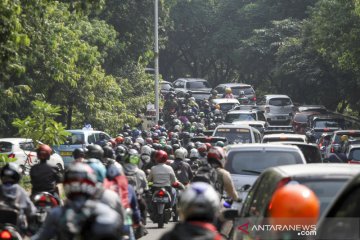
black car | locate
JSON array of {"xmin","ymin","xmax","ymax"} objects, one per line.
[{"xmin": 305, "ymin": 114, "xmax": 345, "ymax": 143}]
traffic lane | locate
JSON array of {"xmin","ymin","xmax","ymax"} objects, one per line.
[{"xmin": 142, "ymin": 221, "xmax": 176, "ymax": 240}]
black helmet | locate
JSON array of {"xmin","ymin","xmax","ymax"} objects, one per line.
[
  {"xmin": 103, "ymin": 146, "xmax": 114, "ymax": 159},
  {"xmin": 73, "ymin": 148, "xmax": 85, "ymax": 159},
  {"xmin": 164, "ymin": 145, "xmax": 173, "ymax": 155},
  {"xmin": 158, "ymin": 119, "xmax": 164, "ymax": 126},
  {"xmin": 86, "ymin": 144, "xmax": 104, "ymax": 160},
  {"xmin": 211, "ymin": 89, "xmax": 218, "ymax": 95},
  {"xmin": 172, "ymin": 143, "xmax": 180, "ymax": 152},
  {"xmin": 0, "ymin": 163, "xmax": 21, "ymax": 184},
  {"xmin": 123, "ymin": 124, "xmax": 131, "ymax": 132}
]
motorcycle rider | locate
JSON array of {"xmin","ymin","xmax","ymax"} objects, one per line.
[
  {"xmin": 32, "ymin": 163, "xmax": 123, "ymax": 240},
  {"xmin": 30, "ymin": 144, "xmax": 62, "ymax": 200},
  {"xmin": 0, "ymin": 163, "xmax": 36, "ymax": 234},
  {"xmin": 85, "ymin": 144, "xmax": 106, "ymax": 183},
  {"xmin": 208, "ymin": 89, "xmax": 218, "ymax": 101},
  {"xmin": 223, "ymin": 87, "xmax": 234, "ymax": 99},
  {"xmin": 159, "ymin": 182, "xmax": 222, "ymax": 240},
  {"xmin": 72, "ymin": 148, "xmax": 85, "ymax": 163},
  {"xmin": 171, "ymin": 148, "xmax": 193, "ymax": 186}
]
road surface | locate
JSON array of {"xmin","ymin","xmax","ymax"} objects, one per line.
[{"xmin": 142, "ymin": 220, "xmax": 176, "ymax": 240}]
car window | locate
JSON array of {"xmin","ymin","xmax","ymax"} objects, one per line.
[
  {"xmin": 215, "ymin": 87, "xmax": 224, "ymax": 94},
  {"xmin": 294, "ymin": 113, "xmax": 309, "ymax": 123},
  {"xmin": 161, "ymin": 83, "xmax": 172, "ymax": 90},
  {"xmin": 0, "ymin": 142, "xmax": 13, "ymax": 153},
  {"xmin": 296, "ymin": 145, "xmax": 322, "ymax": 163},
  {"xmin": 314, "ymin": 120, "xmax": 340, "ymax": 128},
  {"xmin": 88, "ymin": 133, "xmax": 96, "ymax": 144},
  {"xmin": 231, "ymin": 86, "xmax": 254, "ymax": 95},
  {"xmin": 268, "ymin": 98, "xmax": 292, "ymax": 106},
  {"xmin": 174, "ymin": 81, "xmax": 184, "ymax": 88},
  {"xmin": 186, "ymin": 81, "xmax": 210, "ymax": 89},
  {"xmin": 67, "ymin": 132, "xmax": 85, "ymax": 145},
  {"xmin": 19, "ymin": 142, "xmax": 35, "ymax": 151},
  {"xmin": 219, "ymin": 103, "xmax": 237, "ymax": 112},
  {"xmin": 334, "ymin": 132, "xmax": 360, "ymax": 144},
  {"xmin": 225, "ymin": 151, "xmax": 303, "ymax": 175},
  {"xmin": 213, "ymin": 128, "xmax": 252, "ymax": 144},
  {"xmin": 224, "ymin": 113, "xmax": 257, "ymax": 123},
  {"xmin": 330, "ymin": 187, "xmax": 360, "ymax": 218},
  {"xmin": 349, "ymin": 149, "xmax": 360, "ymax": 160},
  {"xmin": 263, "ymin": 137, "xmax": 305, "ymax": 143}
]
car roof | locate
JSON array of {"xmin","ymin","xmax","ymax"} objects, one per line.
[
  {"xmin": 333, "ymin": 130, "xmax": 360, "ymax": 135},
  {"xmin": 160, "ymin": 81, "xmax": 171, "ymax": 84},
  {"xmin": 348, "ymin": 144, "xmax": 360, "ymax": 150},
  {"xmin": 215, "ymin": 124, "xmax": 255, "ymax": 129},
  {"xmin": 175, "ymin": 78, "xmax": 208, "ymax": 82},
  {"xmin": 269, "ymin": 163, "xmax": 360, "ymax": 178},
  {"xmin": 211, "ymin": 98, "xmax": 240, "ymax": 104},
  {"xmin": 226, "ymin": 143, "xmax": 302, "ymax": 152},
  {"xmin": 215, "ymin": 83, "xmax": 252, "ymax": 88},
  {"xmin": 0, "ymin": 138, "xmax": 33, "ymax": 143},
  {"xmin": 265, "ymin": 94, "xmax": 291, "ymax": 99},
  {"xmin": 66, "ymin": 129, "xmax": 104, "ymax": 133},
  {"xmin": 274, "ymin": 141, "xmax": 318, "ymax": 148},
  {"xmin": 262, "ymin": 134, "xmax": 306, "ymax": 139},
  {"xmin": 232, "ymin": 121, "xmax": 266, "ymax": 126},
  {"xmin": 310, "ymin": 114, "xmax": 344, "ymax": 120},
  {"xmin": 227, "ymin": 110, "xmax": 259, "ymax": 114}
]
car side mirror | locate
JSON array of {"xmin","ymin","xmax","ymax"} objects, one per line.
[{"xmin": 221, "ymin": 209, "xmax": 239, "ymax": 221}]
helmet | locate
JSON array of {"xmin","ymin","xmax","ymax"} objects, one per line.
[
  {"xmin": 215, "ymin": 104, "xmax": 221, "ymax": 110},
  {"xmin": 164, "ymin": 145, "xmax": 173, "ymax": 156},
  {"xmin": 123, "ymin": 124, "xmax": 131, "ymax": 132},
  {"xmin": 178, "ymin": 182, "xmax": 220, "ymax": 222},
  {"xmin": 115, "ymin": 136, "xmax": 124, "ymax": 144},
  {"xmin": 205, "ymin": 143, "xmax": 212, "ymax": 151},
  {"xmin": 269, "ymin": 184, "xmax": 320, "ymax": 227},
  {"xmin": 124, "ymin": 137, "xmax": 133, "ymax": 146},
  {"xmin": 128, "ymin": 149, "xmax": 140, "ymax": 165},
  {"xmin": 106, "ymin": 163, "xmax": 123, "ymax": 180},
  {"xmin": 37, "ymin": 144, "xmax": 52, "ymax": 161},
  {"xmin": 172, "ymin": 144, "xmax": 180, "ymax": 152},
  {"xmin": 175, "ymin": 148, "xmax": 187, "ymax": 161},
  {"xmin": 199, "ymin": 112, "xmax": 205, "ymax": 118},
  {"xmin": 108, "ymin": 139, "xmax": 116, "ymax": 148},
  {"xmin": 158, "ymin": 119, "xmax": 164, "ymax": 126},
  {"xmin": 73, "ymin": 148, "xmax": 85, "ymax": 159},
  {"xmin": 132, "ymin": 129, "xmax": 141, "ymax": 138},
  {"xmin": 115, "ymin": 145, "xmax": 127, "ymax": 157},
  {"xmin": 207, "ymin": 146, "xmax": 226, "ymax": 168},
  {"xmin": 211, "ymin": 89, "xmax": 218, "ymax": 96},
  {"xmin": 225, "ymin": 87, "xmax": 232, "ymax": 94},
  {"xmin": 187, "ymin": 142, "xmax": 195, "ymax": 152},
  {"xmin": 155, "ymin": 150, "xmax": 168, "ymax": 164},
  {"xmin": 215, "ymin": 141, "xmax": 225, "ymax": 148},
  {"xmin": 146, "ymin": 137, "xmax": 153, "ymax": 145},
  {"xmin": 103, "ymin": 146, "xmax": 114, "ymax": 159},
  {"xmin": 197, "ymin": 144, "xmax": 207, "ymax": 154},
  {"xmin": 189, "ymin": 148, "xmax": 199, "ymax": 160},
  {"xmin": 63, "ymin": 163, "xmax": 97, "ymax": 199},
  {"xmin": 0, "ymin": 163, "xmax": 21, "ymax": 184},
  {"xmin": 341, "ymin": 135, "xmax": 349, "ymax": 142},
  {"xmin": 86, "ymin": 144, "xmax": 104, "ymax": 160},
  {"xmin": 141, "ymin": 145, "xmax": 152, "ymax": 156}
]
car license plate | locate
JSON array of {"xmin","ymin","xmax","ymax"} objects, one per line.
[
  {"xmin": 277, "ymin": 116, "xmax": 286, "ymax": 120},
  {"xmin": 60, "ymin": 151, "xmax": 73, "ymax": 156},
  {"xmin": 153, "ymin": 197, "xmax": 169, "ymax": 203}
]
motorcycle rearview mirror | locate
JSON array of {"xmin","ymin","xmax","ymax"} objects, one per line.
[{"xmin": 221, "ymin": 209, "xmax": 239, "ymax": 221}]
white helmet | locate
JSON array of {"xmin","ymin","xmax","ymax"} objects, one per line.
[
  {"xmin": 178, "ymin": 182, "xmax": 220, "ymax": 221},
  {"xmin": 141, "ymin": 145, "xmax": 152, "ymax": 156},
  {"xmin": 174, "ymin": 148, "xmax": 187, "ymax": 161},
  {"xmin": 136, "ymin": 137, "xmax": 145, "ymax": 146},
  {"xmin": 189, "ymin": 148, "xmax": 199, "ymax": 159}
]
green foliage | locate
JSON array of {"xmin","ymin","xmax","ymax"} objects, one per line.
[{"xmin": 12, "ymin": 100, "xmax": 70, "ymax": 146}]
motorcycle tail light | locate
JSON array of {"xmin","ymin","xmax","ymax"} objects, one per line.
[
  {"xmin": 157, "ymin": 190, "xmax": 165, "ymax": 198},
  {"xmin": 7, "ymin": 153, "xmax": 15, "ymax": 158},
  {"xmin": 0, "ymin": 230, "xmax": 12, "ymax": 239}
]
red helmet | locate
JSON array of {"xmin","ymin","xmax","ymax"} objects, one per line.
[
  {"xmin": 37, "ymin": 144, "xmax": 52, "ymax": 161},
  {"xmin": 115, "ymin": 136, "xmax": 124, "ymax": 144},
  {"xmin": 207, "ymin": 146, "xmax": 226, "ymax": 168},
  {"xmin": 155, "ymin": 150, "xmax": 168, "ymax": 164},
  {"xmin": 205, "ymin": 143, "xmax": 212, "ymax": 150},
  {"xmin": 197, "ymin": 144, "xmax": 207, "ymax": 153},
  {"xmin": 108, "ymin": 139, "xmax": 116, "ymax": 148}
]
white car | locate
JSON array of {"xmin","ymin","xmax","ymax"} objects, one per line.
[
  {"xmin": 262, "ymin": 133, "xmax": 308, "ymax": 143},
  {"xmin": 257, "ymin": 94, "xmax": 295, "ymax": 125},
  {"xmin": 0, "ymin": 138, "xmax": 64, "ymax": 173}
]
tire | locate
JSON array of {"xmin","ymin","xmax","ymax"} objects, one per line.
[
  {"xmin": 158, "ymin": 214, "xmax": 164, "ymax": 228},
  {"xmin": 172, "ymin": 205, "xmax": 178, "ymax": 222}
]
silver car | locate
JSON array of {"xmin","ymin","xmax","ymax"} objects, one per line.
[{"xmin": 257, "ymin": 94, "xmax": 295, "ymax": 125}]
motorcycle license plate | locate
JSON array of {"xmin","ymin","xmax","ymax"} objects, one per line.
[{"xmin": 153, "ymin": 197, "xmax": 169, "ymax": 203}]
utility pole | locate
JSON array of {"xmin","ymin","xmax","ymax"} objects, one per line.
[{"xmin": 154, "ymin": 0, "xmax": 160, "ymax": 123}]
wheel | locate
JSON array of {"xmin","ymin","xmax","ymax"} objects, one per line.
[
  {"xmin": 56, "ymin": 163, "xmax": 64, "ymax": 173},
  {"xmin": 157, "ymin": 214, "xmax": 164, "ymax": 228},
  {"xmin": 172, "ymin": 205, "xmax": 178, "ymax": 222}
]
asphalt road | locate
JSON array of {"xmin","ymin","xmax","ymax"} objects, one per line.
[{"xmin": 142, "ymin": 220, "xmax": 176, "ymax": 240}]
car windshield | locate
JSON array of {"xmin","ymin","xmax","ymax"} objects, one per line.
[
  {"xmin": 295, "ymin": 145, "xmax": 322, "ymax": 163},
  {"xmin": 334, "ymin": 132, "xmax": 360, "ymax": 144},
  {"xmin": 0, "ymin": 142, "xmax": 12, "ymax": 153},
  {"xmin": 220, "ymin": 103, "xmax": 238, "ymax": 112},
  {"xmin": 161, "ymin": 83, "xmax": 172, "ymax": 90},
  {"xmin": 314, "ymin": 120, "xmax": 340, "ymax": 128},
  {"xmin": 231, "ymin": 87, "xmax": 254, "ymax": 95},
  {"xmin": 225, "ymin": 150, "xmax": 303, "ymax": 175},
  {"xmin": 225, "ymin": 113, "xmax": 257, "ymax": 122},
  {"xmin": 269, "ymin": 98, "xmax": 292, "ymax": 106},
  {"xmin": 65, "ymin": 132, "xmax": 85, "ymax": 145},
  {"xmin": 263, "ymin": 138, "xmax": 305, "ymax": 143},
  {"xmin": 299, "ymin": 180, "xmax": 347, "ymax": 215},
  {"xmin": 349, "ymin": 149, "xmax": 360, "ymax": 161},
  {"xmin": 294, "ymin": 114, "xmax": 310, "ymax": 123},
  {"xmin": 213, "ymin": 128, "xmax": 252, "ymax": 144},
  {"xmin": 186, "ymin": 81, "xmax": 210, "ymax": 89}
]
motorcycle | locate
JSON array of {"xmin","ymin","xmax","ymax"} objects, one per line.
[
  {"xmin": 0, "ymin": 209, "xmax": 23, "ymax": 240},
  {"xmin": 32, "ymin": 192, "xmax": 60, "ymax": 230}
]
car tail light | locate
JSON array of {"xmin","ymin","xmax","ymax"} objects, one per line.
[
  {"xmin": 275, "ymin": 177, "xmax": 291, "ymax": 190},
  {"xmin": 252, "ymin": 96, "xmax": 257, "ymax": 102},
  {"xmin": 7, "ymin": 153, "xmax": 15, "ymax": 158},
  {"xmin": 265, "ymin": 107, "xmax": 270, "ymax": 113},
  {"xmin": 348, "ymin": 160, "xmax": 360, "ymax": 164},
  {"xmin": 0, "ymin": 230, "xmax": 12, "ymax": 239},
  {"xmin": 157, "ymin": 190, "xmax": 165, "ymax": 198},
  {"xmin": 323, "ymin": 128, "xmax": 330, "ymax": 132}
]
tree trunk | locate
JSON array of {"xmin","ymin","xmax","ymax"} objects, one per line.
[{"xmin": 67, "ymin": 104, "xmax": 73, "ymax": 129}]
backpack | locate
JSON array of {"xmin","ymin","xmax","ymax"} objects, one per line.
[
  {"xmin": 192, "ymin": 164, "xmax": 223, "ymax": 194},
  {"xmin": 125, "ymin": 171, "xmax": 138, "ymax": 192},
  {"xmin": 172, "ymin": 161, "xmax": 189, "ymax": 184}
]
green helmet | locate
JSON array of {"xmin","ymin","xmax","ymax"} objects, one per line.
[{"xmin": 215, "ymin": 141, "xmax": 225, "ymax": 148}]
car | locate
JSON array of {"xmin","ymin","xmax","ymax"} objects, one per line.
[
  {"xmin": 262, "ymin": 133, "xmax": 307, "ymax": 143},
  {"xmin": 172, "ymin": 78, "xmax": 212, "ymax": 102},
  {"xmin": 224, "ymin": 110, "xmax": 266, "ymax": 124},
  {"xmin": 160, "ymin": 81, "xmax": 174, "ymax": 96},
  {"xmin": 292, "ymin": 111, "xmax": 320, "ymax": 134},
  {"xmin": 0, "ymin": 138, "xmax": 64, "ymax": 173},
  {"xmin": 212, "ymin": 124, "xmax": 262, "ymax": 145},
  {"xmin": 232, "ymin": 121, "xmax": 266, "ymax": 136},
  {"xmin": 305, "ymin": 114, "xmax": 345, "ymax": 143},
  {"xmin": 316, "ymin": 171, "xmax": 360, "ymax": 239},
  {"xmin": 324, "ymin": 130, "xmax": 360, "ymax": 160},
  {"xmin": 345, "ymin": 144, "xmax": 360, "ymax": 164},
  {"xmin": 224, "ymin": 144, "xmax": 306, "ymax": 201},
  {"xmin": 276, "ymin": 142, "xmax": 323, "ymax": 163},
  {"xmin": 235, "ymin": 164, "xmax": 360, "ymax": 240},
  {"xmin": 257, "ymin": 94, "xmax": 295, "ymax": 125},
  {"xmin": 213, "ymin": 83, "xmax": 256, "ymax": 105},
  {"xmin": 56, "ymin": 129, "xmax": 112, "ymax": 167},
  {"xmin": 210, "ymin": 98, "xmax": 240, "ymax": 114},
  {"xmin": 297, "ymin": 105, "xmax": 328, "ymax": 114}
]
